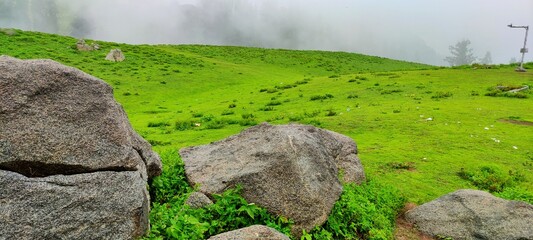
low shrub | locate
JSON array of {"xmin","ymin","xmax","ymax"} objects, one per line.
[
  {"xmin": 431, "ymin": 91, "xmax": 453, "ymax": 99},
  {"xmin": 302, "ymin": 180, "xmax": 405, "ymax": 240},
  {"xmin": 347, "ymin": 93, "xmax": 359, "ymax": 99},
  {"xmin": 239, "ymin": 119, "xmax": 257, "ymax": 126},
  {"xmin": 192, "ymin": 112, "xmax": 204, "ymax": 118},
  {"xmin": 458, "ymin": 165, "xmax": 525, "ymax": 193},
  {"xmin": 205, "ymin": 119, "xmax": 226, "ymax": 129},
  {"xmin": 380, "ymin": 89, "xmax": 403, "ymax": 95},
  {"xmin": 175, "ymin": 120, "xmax": 196, "ymax": 131},
  {"xmin": 266, "ymin": 101, "xmax": 282, "ymax": 106},
  {"xmin": 295, "ymin": 79, "xmax": 309, "ymax": 85},
  {"xmin": 259, "ymin": 106, "xmax": 275, "ymax": 111},
  {"xmin": 275, "ymin": 84, "xmax": 296, "ymax": 90},
  {"xmin": 147, "ymin": 122, "xmax": 171, "ymax": 128},
  {"xmin": 147, "ymin": 139, "xmax": 171, "ymax": 146},
  {"xmin": 201, "ymin": 114, "xmax": 215, "ymax": 122},
  {"xmin": 303, "ymin": 110, "xmax": 321, "ymax": 118},
  {"xmin": 386, "ymin": 162, "xmax": 415, "ymax": 171},
  {"xmin": 310, "ymin": 94, "xmax": 334, "ymax": 101},
  {"xmin": 241, "ymin": 113, "xmax": 255, "ymax": 119},
  {"xmin": 288, "ymin": 114, "xmax": 304, "ymax": 122},
  {"xmin": 325, "ymin": 108, "xmax": 337, "ymax": 117},
  {"xmin": 221, "ymin": 109, "xmax": 234, "ymax": 116}
]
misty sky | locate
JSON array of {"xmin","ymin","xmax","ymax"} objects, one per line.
[{"xmin": 1, "ymin": 0, "xmax": 532, "ymax": 65}]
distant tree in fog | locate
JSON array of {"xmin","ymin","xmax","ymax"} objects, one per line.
[
  {"xmin": 480, "ymin": 51, "xmax": 492, "ymax": 64},
  {"xmin": 444, "ymin": 40, "xmax": 476, "ymax": 66},
  {"xmin": 509, "ymin": 57, "xmax": 517, "ymax": 64}
]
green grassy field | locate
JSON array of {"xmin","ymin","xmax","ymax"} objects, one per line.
[{"xmin": 2, "ymin": 29, "xmax": 532, "ymax": 238}]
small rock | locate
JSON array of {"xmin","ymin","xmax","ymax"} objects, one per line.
[
  {"xmin": 208, "ymin": 225, "xmax": 289, "ymax": 240},
  {"xmin": 105, "ymin": 49, "xmax": 125, "ymax": 62},
  {"xmin": 185, "ymin": 192, "xmax": 213, "ymax": 209}
]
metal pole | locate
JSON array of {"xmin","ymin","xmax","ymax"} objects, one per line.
[
  {"xmin": 519, "ymin": 26, "xmax": 529, "ymax": 70},
  {"xmin": 508, "ymin": 24, "xmax": 529, "ymax": 71}
]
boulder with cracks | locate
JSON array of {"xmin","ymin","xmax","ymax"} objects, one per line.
[
  {"xmin": 0, "ymin": 56, "xmax": 162, "ymax": 239},
  {"xmin": 180, "ymin": 123, "xmax": 365, "ymax": 237}
]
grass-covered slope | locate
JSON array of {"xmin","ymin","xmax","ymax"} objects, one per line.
[{"xmin": 2, "ymin": 29, "xmax": 533, "ymax": 238}]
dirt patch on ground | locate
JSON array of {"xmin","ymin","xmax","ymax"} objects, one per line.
[
  {"xmin": 394, "ymin": 203, "xmax": 434, "ymax": 240},
  {"xmin": 499, "ymin": 119, "xmax": 533, "ymax": 126}
]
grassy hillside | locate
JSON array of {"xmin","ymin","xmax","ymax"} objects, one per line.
[{"xmin": 2, "ymin": 29, "xmax": 532, "ymax": 238}]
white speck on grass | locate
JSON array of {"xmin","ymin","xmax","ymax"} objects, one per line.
[
  {"xmin": 484, "ymin": 127, "xmax": 489, "ymax": 130},
  {"xmin": 426, "ymin": 117, "xmax": 433, "ymax": 121},
  {"xmin": 513, "ymin": 146, "xmax": 518, "ymax": 149}
]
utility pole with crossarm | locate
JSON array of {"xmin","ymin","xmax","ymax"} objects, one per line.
[{"xmin": 507, "ymin": 23, "xmax": 529, "ymax": 72}]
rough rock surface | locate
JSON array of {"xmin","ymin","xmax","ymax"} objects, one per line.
[
  {"xmin": 185, "ymin": 192, "xmax": 213, "ymax": 209},
  {"xmin": 180, "ymin": 123, "xmax": 365, "ymax": 236},
  {"xmin": 405, "ymin": 189, "xmax": 533, "ymax": 240},
  {"xmin": 76, "ymin": 39, "xmax": 99, "ymax": 51},
  {"xmin": 0, "ymin": 170, "xmax": 149, "ymax": 239},
  {"xmin": 208, "ymin": 225, "xmax": 290, "ymax": 240},
  {"xmin": 0, "ymin": 56, "xmax": 162, "ymax": 239},
  {"xmin": 105, "ymin": 49, "xmax": 125, "ymax": 62},
  {"xmin": 0, "ymin": 56, "xmax": 161, "ymax": 177}
]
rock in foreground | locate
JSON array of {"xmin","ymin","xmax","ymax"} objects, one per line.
[
  {"xmin": 0, "ymin": 170, "xmax": 149, "ymax": 239},
  {"xmin": 0, "ymin": 56, "xmax": 161, "ymax": 239},
  {"xmin": 208, "ymin": 225, "xmax": 290, "ymax": 240},
  {"xmin": 180, "ymin": 123, "xmax": 365, "ymax": 236},
  {"xmin": 406, "ymin": 189, "xmax": 533, "ymax": 240}
]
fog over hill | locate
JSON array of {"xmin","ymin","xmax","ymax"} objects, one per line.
[{"xmin": 1, "ymin": 0, "xmax": 532, "ymax": 65}]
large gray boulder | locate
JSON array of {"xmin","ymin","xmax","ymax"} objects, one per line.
[
  {"xmin": 208, "ymin": 225, "xmax": 290, "ymax": 240},
  {"xmin": 180, "ymin": 123, "xmax": 365, "ymax": 237},
  {"xmin": 0, "ymin": 56, "xmax": 162, "ymax": 239},
  {"xmin": 405, "ymin": 189, "xmax": 533, "ymax": 240}
]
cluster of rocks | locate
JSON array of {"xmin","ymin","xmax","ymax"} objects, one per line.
[
  {"xmin": 76, "ymin": 39, "xmax": 125, "ymax": 62},
  {"xmin": 76, "ymin": 39, "xmax": 100, "ymax": 51},
  {"xmin": 0, "ymin": 56, "xmax": 161, "ymax": 239}
]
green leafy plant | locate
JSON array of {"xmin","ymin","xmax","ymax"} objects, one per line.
[
  {"xmin": 458, "ymin": 166, "xmax": 525, "ymax": 193},
  {"xmin": 302, "ymin": 180, "xmax": 405, "ymax": 240},
  {"xmin": 175, "ymin": 120, "xmax": 196, "ymax": 131}
]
